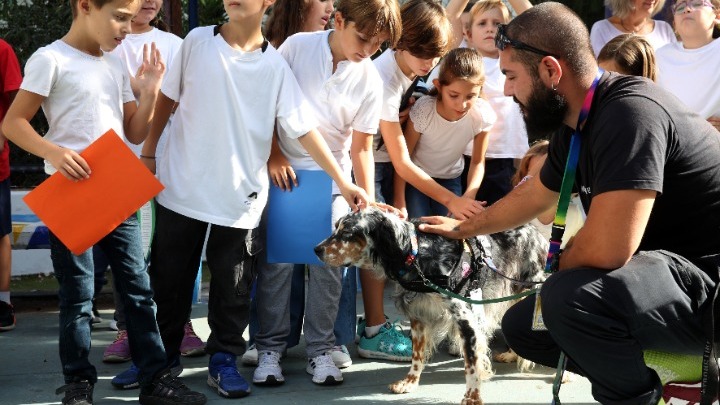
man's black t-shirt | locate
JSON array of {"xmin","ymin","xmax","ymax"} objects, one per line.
[{"xmin": 540, "ymin": 72, "xmax": 720, "ymax": 259}]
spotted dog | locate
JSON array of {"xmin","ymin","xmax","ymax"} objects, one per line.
[{"xmin": 315, "ymin": 207, "xmax": 547, "ymax": 405}]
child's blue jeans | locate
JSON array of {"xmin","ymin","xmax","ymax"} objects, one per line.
[
  {"xmin": 405, "ymin": 175, "xmax": 462, "ymax": 218},
  {"xmin": 50, "ymin": 214, "xmax": 166, "ymax": 385}
]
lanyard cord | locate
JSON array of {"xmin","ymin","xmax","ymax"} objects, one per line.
[{"xmin": 548, "ymin": 70, "xmax": 604, "ymax": 405}]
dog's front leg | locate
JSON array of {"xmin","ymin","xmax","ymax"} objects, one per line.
[
  {"xmin": 454, "ymin": 303, "xmax": 489, "ymax": 405},
  {"xmin": 389, "ymin": 319, "xmax": 426, "ymax": 394}
]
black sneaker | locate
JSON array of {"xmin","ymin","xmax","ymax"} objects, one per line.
[
  {"xmin": 139, "ymin": 370, "xmax": 207, "ymax": 405},
  {"xmin": 0, "ymin": 300, "xmax": 15, "ymax": 331},
  {"xmin": 55, "ymin": 381, "xmax": 93, "ymax": 405}
]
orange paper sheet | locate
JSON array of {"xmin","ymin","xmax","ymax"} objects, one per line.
[{"xmin": 24, "ymin": 130, "xmax": 164, "ymax": 255}]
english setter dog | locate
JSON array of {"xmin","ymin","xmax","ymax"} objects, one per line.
[{"xmin": 315, "ymin": 207, "xmax": 547, "ymax": 405}]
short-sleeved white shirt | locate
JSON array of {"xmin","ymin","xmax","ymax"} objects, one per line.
[
  {"xmin": 590, "ymin": 18, "xmax": 677, "ymax": 57},
  {"xmin": 21, "ymin": 40, "xmax": 135, "ymax": 174},
  {"xmin": 409, "ymin": 95, "xmax": 496, "ymax": 179},
  {"xmin": 157, "ymin": 26, "xmax": 317, "ymax": 229},
  {"xmin": 656, "ymin": 39, "xmax": 720, "ymax": 119},
  {"xmin": 109, "ymin": 28, "xmax": 182, "ymax": 157},
  {"xmin": 276, "ymin": 30, "xmax": 383, "ymax": 184},
  {"xmin": 373, "ymin": 49, "xmax": 414, "ymax": 163}
]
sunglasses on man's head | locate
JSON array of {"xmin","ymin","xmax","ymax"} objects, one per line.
[
  {"xmin": 673, "ymin": 0, "xmax": 715, "ymax": 13},
  {"xmin": 494, "ymin": 23, "xmax": 558, "ymax": 58}
]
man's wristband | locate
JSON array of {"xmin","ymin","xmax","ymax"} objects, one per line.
[{"xmin": 140, "ymin": 155, "xmax": 155, "ymax": 159}]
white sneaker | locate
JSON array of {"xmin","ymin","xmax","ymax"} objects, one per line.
[
  {"xmin": 306, "ymin": 353, "xmax": 343, "ymax": 385},
  {"xmin": 330, "ymin": 345, "xmax": 352, "ymax": 368},
  {"xmin": 253, "ymin": 351, "xmax": 284, "ymax": 386},
  {"xmin": 241, "ymin": 344, "xmax": 258, "ymax": 366}
]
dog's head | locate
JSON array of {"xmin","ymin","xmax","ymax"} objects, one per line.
[{"xmin": 314, "ymin": 207, "xmax": 411, "ymax": 276}]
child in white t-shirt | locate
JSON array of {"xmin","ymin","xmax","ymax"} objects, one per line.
[
  {"xmin": 2, "ymin": 1, "xmax": 205, "ymax": 404},
  {"xmin": 253, "ymin": 0, "xmax": 401, "ymax": 386},
  {"xmin": 138, "ymin": 0, "xmax": 369, "ymax": 398},
  {"xmin": 656, "ymin": 0, "xmax": 720, "ymax": 131},
  {"xmin": 400, "ymin": 48, "xmax": 495, "ymax": 217}
]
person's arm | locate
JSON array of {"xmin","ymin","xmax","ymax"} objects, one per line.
[
  {"xmin": 463, "ymin": 131, "xmax": 489, "ymax": 200},
  {"xmin": 268, "ymin": 129, "xmax": 298, "ymax": 191},
  {"xmin": 380, "ymin": 119, "xmax": 484, "ymax": 219},
  {"xmin": 558, "ymin": 189, "xmax": 655, "ymax": 271},
  {"xmin": 123, "ymin": 43, "xmax": 165, "ymax": 145},
  {"xmin": 708, "ymin": 116, "xmax": 720, "ymax": 132},
  {"xmin": 3, "ymin": 90, "xmax": 92, "ymax": 180},
  {"xmin": 0, "ymin": 90, "xmax": 18, "ymax": 150},
  {"xmin": 446, "ymin": 0, "xmax": 471, "ymax": 49},
  {"xmin": 418, "ymin": 174, "xmax": 558, "ymax": 238},
  {"xmin": 350, "ymin": 130, "xmax": 375, "ymax": 202},
  {"xmin": 139, "ymin": 91, "xmax": 174, "ymax": 173},
  {"xmin": 298, "ymin": 129, "xmax": 369, "ymax": 211},
  {"xmin": 507, "ymin": 0, "xmax": 533, "ymax": 15}
]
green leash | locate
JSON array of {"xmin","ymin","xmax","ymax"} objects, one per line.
[{"xmin": 417, "ymin": 271, "xmax": 538, "ymax": 305}]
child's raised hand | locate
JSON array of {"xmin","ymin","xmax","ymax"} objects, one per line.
[
  {"xmin": 133, "ymin": 42, "xmax": 165, "ymax": 97},
  {"xmin": 46, "ymin": 146, "xmax": 91, "ymax": 181}
]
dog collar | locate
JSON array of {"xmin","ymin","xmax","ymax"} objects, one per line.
[{"xmin": 405, "ymin": 227, "xmax": 419, "ymax": 266}]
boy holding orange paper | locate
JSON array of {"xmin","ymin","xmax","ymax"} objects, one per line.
[{"xmin": 2, "ymin": 1, "xmax": 206, "ymax": 405}]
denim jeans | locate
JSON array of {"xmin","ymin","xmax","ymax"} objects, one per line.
[
  {"xmin": 405, "ymin": 175, "xmax": 462, "ymax": 218},
  {"xmin": 374, "ymin": 162, "xmax": 395, "ymax": 205},
  {"xmin": 50, "ymin": 215, "xmax": 166, "ymax": 385}
]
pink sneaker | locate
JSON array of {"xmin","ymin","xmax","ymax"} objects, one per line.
[
  {"xmin": 180, "ymin": 321, "xmax": 205, "ymax": 357},
  {"xmin": 103, "ymin": 330, "xmax": 131, "ymax": 363}
]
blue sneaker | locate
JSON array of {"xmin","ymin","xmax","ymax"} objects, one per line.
[
  {"xmin": 112, "ymin": 359, "xmax": 183, "ymax": 390},
  {"xmin": 207, "ymin": 352, "xmax": 250, "ymax": 398},
  {"xmin": 358, "ymin": 322, "xmax": 412, "ymax": 362}
]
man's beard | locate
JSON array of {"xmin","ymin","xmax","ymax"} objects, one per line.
[{"xmin": 515, "ymin": 80, "xmax": 568, "ymax": 144}]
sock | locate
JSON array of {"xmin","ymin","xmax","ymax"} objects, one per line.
[
  {"xmin": 0, "ymin": 291, "xmax": 10, "ymax": 304},
  {"xmin": 364, "ymin": 323, "xmax": 384, "ymax": 338}
]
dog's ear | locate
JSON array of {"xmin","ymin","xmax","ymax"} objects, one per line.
[{"xmin": 367, "ymin": 210, "xmax": 407, "ymax": 271}]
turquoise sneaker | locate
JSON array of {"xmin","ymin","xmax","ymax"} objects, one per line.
[
  {"xmin": 355, "ymin": 315, "xmax": 389, "ymax": 343},
  {"xmin": 357, "ymin": 322, "xmax": 412, "ymax": 362}
]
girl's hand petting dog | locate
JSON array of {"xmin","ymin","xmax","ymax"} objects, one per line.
[
  {"xmin": 338, "ymin": 182, "xmax": 370, "ymax": 212},
  {"xmin": 370, "ymin": 202, "xmax": 406, "ymax": 219}
]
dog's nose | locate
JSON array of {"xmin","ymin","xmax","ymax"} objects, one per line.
[{"xmin": 314, "ymin": 245, "xmax": 323, "ymax": 257}]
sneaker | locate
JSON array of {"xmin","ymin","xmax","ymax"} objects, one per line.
[
  {"xmin": 91, "ymin": 299, "xmax": 102, "ymax": 324},
  {"xmin": 241, "ymin": 344, "xmax": 258, "ymax": 366},
  {"xmin": 112, "ymin": 359, "xmax": 183, "ymax": 390},
  {"xmin": 180, "ymin": 321, "xmax": 206, "ymax": 357},
  {"xmin": 253, "ymin": 351, "xmax": 284, "ymax": 385},
  {"xmin": 109, "ymin": 319, "xmax": 118, "ymax": 331},
  {"xmin": 358, "ymin": 322, "xmax": 412, "ymax": 362},
  {"xmin": 330, "ymin": 345, "xmax": 352, "ymax": 368},
  {"xmin": 56, "ymin": 381, "xmax": 93, "ymax": 405},
  {"xmin": 207, "ymin": 352, "xmax": 251, "ymax": 398},
  {"xmin": 0, "ymin": 301, "xmax": 16, "ymax": 331},
  {"xmin": 103, "ymin": 330, "xmax": 131, "ymax": 363},
  {"xmin": 139, "ymin": 370, "xmax": 206, "ymax": 405},
  {"xmin": 306, "ymin": 353, "xmax": 343, "ymax": 385},
  {"xmin": 355, "ymin": 314, "xmax": 389, "ymax": 343}
]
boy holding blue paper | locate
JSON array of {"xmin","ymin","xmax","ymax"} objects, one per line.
[
  {"xmin": 135, "ymin": 0, "xmax": 370, "ymax": 399},
  {"xmin": 1, "ymin": 1, "xmax": 206, "ymax": 404}
]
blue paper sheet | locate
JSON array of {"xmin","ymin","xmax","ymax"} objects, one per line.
[{"xmin": 266, "ymin": 170, "xmax": 332, "ymax": 265}]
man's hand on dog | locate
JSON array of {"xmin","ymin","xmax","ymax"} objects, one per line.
[{"xmin": 418, "ymin": 216, "xmax": 468, "ymax": 239}]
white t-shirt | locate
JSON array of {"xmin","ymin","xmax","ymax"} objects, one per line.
[
  {"xmin": 21, "ymin": 40, "xmax": 135, "ymax": 174},
  {"xmin": 373, "ymin": 49, "xmax": 414, "ymax": 163},
  {"xmin": 656, "ymin": 39, "xmax": 720, "ymax": 119},
  {"xmin": 109, "ymin": 28, "xmax": 182, "ymax": 157},
  {"xmin": 276, "ymin": 30, "xmax": 383, "ymax": 191},
  {"xmin": 590, "ymin": 18, "xmax": 677, "ymax": 57},
  {"xmin": 157, "ymin": 26, "xmax": 317, "ymax": 229},
  {"xmin": 409, "ymin": 95, "xmax": 496, "ymax": 179}
]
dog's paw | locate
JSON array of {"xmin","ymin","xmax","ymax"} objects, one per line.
[
  {"xmin": 461, "ymin": 388, "xmax": 483, "ymax": 405},
  {"xmin": 389, "ymin": 377, "xmax": 419, "ymax": 394},
  {"xmin": 493, "ymin": 350, "xmax": 518, "ymax": 363}
]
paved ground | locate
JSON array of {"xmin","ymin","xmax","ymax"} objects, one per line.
[{"xmin": 1, "ymin": 284, "xmax": 597, "ymax": 405}]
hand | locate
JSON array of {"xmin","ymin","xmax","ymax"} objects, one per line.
[
  {"xmin": 46, "ymin": 146, "xmax": 91, "ymax": 181},
  {"xmin": 398, "ymin": 96, "xmax": 415, "ymax": 126},
  {"xmin": 446, "ymin": 195, "xmax": 485, "ymax": 220},
  {"xmin": 339, "ymin": 182, "xmax": 370, "ymax": 212},
  {"xmin": 268, "ymin": 152, "xmax": 297, "ymax": 191},
  {"xmin": 140, "ymin": 156, "xmax": 156, "ymax": 174},
  {"xmin": 133, "ymin": 43, "xmax": 165, "ymax": 98},
  {"xmin": 417, "ymin": 216, "xmax": 465, "ymax": 239},
  {"xmin": 708, "ymin": 116, "xmax": 720, "ymax": 133},
  {"xmin": 370, "ymin": 201, "xmax": 405, "ymax": 218}
]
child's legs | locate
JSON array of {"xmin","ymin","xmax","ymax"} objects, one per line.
[
  {"xmin": 304, "ymin": 195, "xmax": 350, "ymax": 357},
  {"xmin": 430, "ymin": 176, "xmax": 462, "ymax": 215},
  {"xmin": 374, "ymin": 162, "xmax": 395, "ymax": 205},
  {"xmin": 99, "ymin": 215, "xmax": 166, "ymax": 384},
  {"xmin": 287, "ymin": 264, "xmax": 306, "ymax": 348},
  {"xmin": 149, "ymin": 203, "xmax": 208, "ymax": 361},
  {"xmin": 475, "ymin": 158, "xmax": 514, "ymax": 205},
  {"xmin": 333, "ymin": 266, "xmax": 357, "ymax": 346},
  {"xmin": 254, "ymin": 257, "xmax": 294, "ymax": 353},
  {"xmin": 205, "ymin": 224, "xmax": 256, "ymax": 356},
  {"xmin": 0, "ymin": 178, "xmax": 11, "ymax": 294},
  {"xmin": 48, "ymin": 233, "xmax": 96, "ymax": 384}
]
